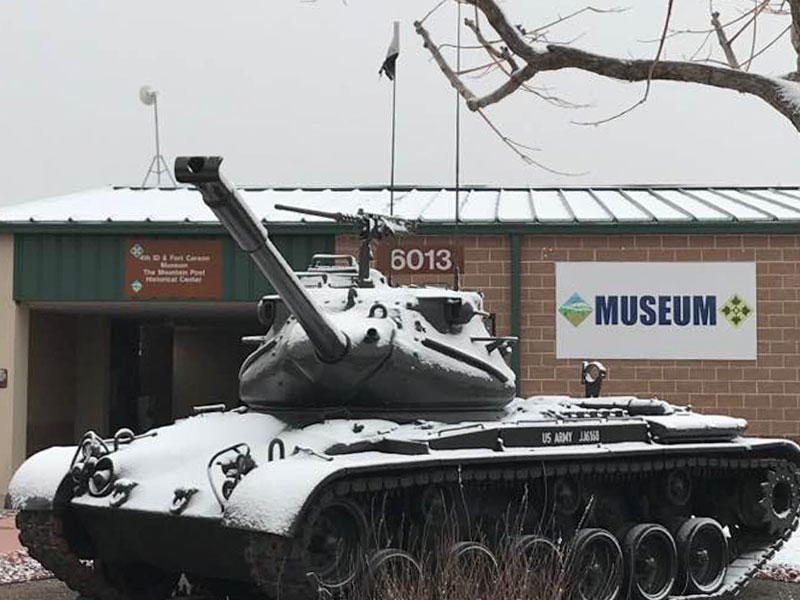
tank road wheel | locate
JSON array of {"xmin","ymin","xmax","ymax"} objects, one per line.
[
  {"xmin": 304, "ymin": 498, "xmax": 369, "ymax": 590},
  {"xmin": 16, "ymin": 511, "xmax": 178, "ymax": 600},
  {"xmin": 675, "ymin": 518, "xmax": 727, "ymax": 595},
  {"xmin": 570, "ymin": 528, "xmax": 624, "ymax": 600},
  {"xmin": 444, "ymin": 542, "xmax": 498, "ymax": 594},
  {"xmin": 517, "ymin": 534, "xmax": 562, "ymax": 570},
  {"xmin": 448, "ymin": 541, "xmax": 498, "ymax": 571},
  {"xmin": 623, "ymin": 524, "xmax": 678, "ymax": 600},
  {"xmin": 516, "ymin": 535, "xmax": 563, "ymax": 591},
  {"xmin": 739, "ymin": 464, "xmax": 800, "ymax": 535},
  {"xmin": 365, "ymin": 548, "xmax": 423, "ymax": 595}
]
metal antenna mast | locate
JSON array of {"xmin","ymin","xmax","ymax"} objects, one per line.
[
  {"xmin": 455, "ymin": 1, "xmax": 462, "ymax": 224},
  {"xmin": 140, "ymin": 86, "xmax": 176, "ymax": 187}
]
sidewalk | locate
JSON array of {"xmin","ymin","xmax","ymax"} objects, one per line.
[{"xmin": 0, "ymin": 517, "xmax": 21, "ymax": 555}]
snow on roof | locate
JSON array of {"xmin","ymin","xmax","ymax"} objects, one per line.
[{"xmin": 3, "ymin": 186, "xmax": 800, "ymax": 226}]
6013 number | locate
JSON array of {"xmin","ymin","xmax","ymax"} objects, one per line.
[
  {"xmin": 376, "ymin": 244, "xmax": 463, "ymax": 275},
  {"xmin": 390, "ymin": 248, "xmax": 454, "ymax": 272}
]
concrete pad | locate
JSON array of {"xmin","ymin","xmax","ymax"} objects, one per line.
[
  {"xmin": 745, "ymin": 579, "xmax": 800, "ymax": 599},
  {"xmin": 0, "ymin": 579, "xmax": 77, "ymax": 600},
  {"xmin": 0, "ymin": 518, "xmax": 20, "ymax": 555},
  {"xmin": 0, "ymin": 564, "xmax": 797, "ymax": 600}
]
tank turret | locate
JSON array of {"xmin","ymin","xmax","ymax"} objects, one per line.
[{"xmin": 176, "ymin": 156, "xmax": 517, "ymax": 416}]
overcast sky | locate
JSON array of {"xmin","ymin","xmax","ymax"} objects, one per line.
[{"xmin": 2, "ymin": 0, "xmax": 800, "ymax": 206}]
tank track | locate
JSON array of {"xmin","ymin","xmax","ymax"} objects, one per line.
[
  {"xmin": 245, "ymin": 453, "xmax": 800, "ymax": 600},
  {"xmin": 15, "ymin": 511, "xmax": 179, "ymax": 600},
  {"xmin": 16, "ymin": 511, "xmax": 129, "ymax": 600}
]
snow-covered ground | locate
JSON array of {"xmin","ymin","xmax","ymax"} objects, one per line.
[
  {"xmin": 760, "ymin": 531, "xmax": 800, "ymax": 583},
  {"xmin": 0, "ymin": 549, "xmax": 52, "ymax": 585},
  {"xmin": 775, "ymin": 533, "xmax": 800, "ymax": 566},
  {"xmin": 0, "ymin": 512, "xmax": 51, "ymax": 585}
]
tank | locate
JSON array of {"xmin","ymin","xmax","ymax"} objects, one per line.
[{"xmin": 7, "ymin": 156, "xmax": 800, "ymax": 600}]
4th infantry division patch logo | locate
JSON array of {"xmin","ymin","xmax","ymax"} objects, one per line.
[
  {"xmin": 559, "ymin": 292, "xmax": 593, "ymax": 327},
  {"xmin": 720, "ymin": 294, "xmax": 753, "ymax": 328}
]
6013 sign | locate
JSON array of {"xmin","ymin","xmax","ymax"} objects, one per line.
[{"xmin": 377, "ymin": 244, "xmax": 464, "ymax": 275}]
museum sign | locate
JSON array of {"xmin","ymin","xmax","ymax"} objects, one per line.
[
  {"xmin": 125, "ymin": 239, "xmax": 223, "ymax": 300},
  {"xmin": 556, "ymin": 262, "xmax": 757, "ymax": 360}
]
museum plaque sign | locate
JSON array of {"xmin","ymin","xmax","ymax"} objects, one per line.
[
  {"xmin": 556, "ymin": 262, "xmax": 757, "ymax": 360},
  {"xmin": 125, "ymin": 239, "xmax": 223, "ymax": 299},
  {"xmin": 376, "ymin": 242, "xmax": 464, "ymax": 275}
]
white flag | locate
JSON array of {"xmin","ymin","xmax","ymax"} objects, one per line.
[{"xmin": 379, "ymin": 21, "xmax": 400, "ymax": 81}]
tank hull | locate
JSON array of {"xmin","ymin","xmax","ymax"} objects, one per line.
[{"xmin": 9, "ymin": 397, "xmax": 800, "ymax": 600}]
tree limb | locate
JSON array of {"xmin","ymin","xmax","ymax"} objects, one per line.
[
  {"xmin": 416, "ymin": 19, "xmax": 538, "ymax": 110},
  {"xmin": 711, "ymin": 11, "xmax": 741, "ymax": 69},
  {"xmin": 415, "ymin": 20, "xmax": 478, "ymax": 105},
  {"xmin": 782, "ymin": 0, "xmax": 800, "ymax": 71},
  {"xmin": 417, "ymin": 0, "xmax": 800, "ymax": 133},
  {"xmin": 464, "ymin": 17, "xmax": 518, "ymax": 71},
  {"xmin": 536, "ymin": 44, "xmax": 800, "ymax": 130}
]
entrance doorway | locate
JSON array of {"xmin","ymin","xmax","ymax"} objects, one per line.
[
  {"xmin": 25, "ymin": 303, "xmax": 257, "ymax": 456},
  {"xmin": 109, "ymin": 321, "xmax": 174, "ymax": 435}
]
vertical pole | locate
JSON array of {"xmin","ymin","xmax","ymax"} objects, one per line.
[
  {"xmin": 390, "ymin": 73, "xmax": 397, "ymax": 216},
  {"xmin": 455, "ymin": 0, "xmax": 462, "ymax": 224},
  {"xmin": 510, "ymin": 233, "xmax": 522, "ymax": 393},
  {"xmin": 153, "ymin": 96, "xmax": 162, "ymax": 186}
]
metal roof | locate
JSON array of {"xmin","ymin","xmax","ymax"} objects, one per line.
[{"xmin": 4, "ymin": 186, "xmax": 800, "ymax": 227}]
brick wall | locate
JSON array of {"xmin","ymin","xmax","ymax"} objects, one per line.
[{"xmin": 337, "ymin": 232, "xmax": 800, "ymax": 439}]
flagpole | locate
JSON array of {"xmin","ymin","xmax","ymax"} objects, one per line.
[
  {"xmin": 455, "ymin": 1, "xmax": 462, "ymax": 225},
  {"xmin": 391, "ymin": 71, "xmax": 397, "ymax": 216}
]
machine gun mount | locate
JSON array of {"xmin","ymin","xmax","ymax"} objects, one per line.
[{"xmin": 274, "ymin": 203, "xmax": 416, "ymax": 285}]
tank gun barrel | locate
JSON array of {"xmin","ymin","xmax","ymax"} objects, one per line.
[
  {"xmin": 273, "ymin": 204, "xmax": 360, "ymax": 225},
  {"xmin": 275, "ymin": 203, "xmax": 415, "ymax": 236},
  {"xmin": 175, "ymin": 156, "xmax": 348, "ymax": 363}
]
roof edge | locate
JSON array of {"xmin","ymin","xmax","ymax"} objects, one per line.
[{"xmin": 3, "ymin": 221, "xmax": 800, "ymax": 236}]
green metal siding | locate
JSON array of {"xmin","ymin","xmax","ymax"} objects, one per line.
[
  {"xmin": 223, "ymin": 235, "xmax": 334, "ymax": 301},
  {"xmin": 14, "ymin": 233, "xmax": 334, "ymax": 302},
  {"xmin": 15, "ymin": 234, "xmax": 124, "ymax": 301}
]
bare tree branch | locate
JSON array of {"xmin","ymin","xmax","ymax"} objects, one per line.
[
  {"xmin": 540, "ymin": 45, "xmax": 800, "ymax": 130},
  {"xmin": 740, "ymin": 24, "xmax": 792, "ymax": 69},
  {"xmin": 417, "ymin": 0, "xmax": 800, "ymax": 138},
  {"xmin": 463, "ymin": 13, "xmax": 587, "ymax": 108},
  {"xmin": 464, "ymin": 17, "xmax": 518, "ymax": 71},
  {"xmin": 416, "ymin": 20, "xmax": 539, "ymax": 111},
  {"xmin": 522, "ymin": 6, "xmax": 628, "ymax": 41},
  {"xmin": 415, "ymin": 20, "xmax": 479, "ymax": 106},
  {"xmin": 415, "ymin": 14, "xmax": 579, "ymax": 173},
  {"xmin": 711, "ymin": 11, "xmax": 741, "ymax": 68}
]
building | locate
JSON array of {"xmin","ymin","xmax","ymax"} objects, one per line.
[{"xmin": 3, "ymin": 184, "xmax": 800, "ymax": 503}]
